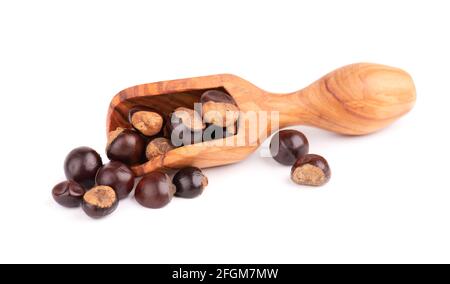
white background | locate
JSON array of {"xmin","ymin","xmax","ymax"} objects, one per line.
[{"xmin": 1, "ymin": 0, "xmax": 449, "ymax": 264}]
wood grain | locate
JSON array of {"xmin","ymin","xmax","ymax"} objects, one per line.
[
  {"xmin": 262, "ymin": 63, "xmax": 416, "ymax": 134},
  {"xmin": 107, "ymin": 63, "xmax": 416, "ymax": 175}
]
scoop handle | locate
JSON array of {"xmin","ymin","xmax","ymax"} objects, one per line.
[{"xmin": 265, "ymin": 63, "xmax": 416, "ymax": 135}]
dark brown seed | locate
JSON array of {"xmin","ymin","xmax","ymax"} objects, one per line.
[
  {"xmin": 291, "ymin": 154, "xmax": 331, "ymax": 186},
  {"xmin": 135, "ymin": 172, "xmax": 176, "ymax": 209},
  {"xmin": 82, "ymin": 186, "xmax": 118, "ymax": 219},
  {"xmin": 64, "ymin": 147, "xmax": 103, "ymax": 189},
  {"xmin": 173, "ymin": 167, "xmax": 208, "ymax": 198},
  {"xmin": 52, "ymin": 180, "xmax": 85, "ymax": 208},
  {"xmin": 106, "ymin": 128, "xmax": 146, "ymax": 165},
  {"xmin": 270, "ymin": 130, "xmax": 309, "ymax": 165},
  {"xmin": 95, "ymin": 161, "xmax": 135, "ymax": 199}
]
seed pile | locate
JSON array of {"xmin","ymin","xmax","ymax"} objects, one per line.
[{"xmin": 52, "ymin": 90, "xmax": 331, "ymax": 219}]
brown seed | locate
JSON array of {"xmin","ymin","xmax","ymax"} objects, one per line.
[
  {"xmin": 270, "ymin": 130, "xmax": 309, "ymax": 166},
  {"xmin": 135, "ymin": 172, "xmax": 176, "ymax": 209},
  {"xmin": 291, "ymin": 154, "xmax": 331, "ymax": 186},
  {"xmin": 201, "ymin": 90, "xmax": 239, "ymax": 127},
  {"xmin": 173, "ymin": 167, "xmax": 208, "ymax": 198},
  {"xmin": 82, "ymin": 186, "xmax": 118, "ymax": 219},
  {"xmin": 168, "ymin": 107, "xmax": 205, "ymax": 146},
  {"xmin": 106, "ymin": 128, "xmax": 146, "ymax": 165},
  {"xmin": 95, "ymin": 161, "xmax": 135, "ymax": 200},
  {"xmin": 52, "ymin": 180, "xmax": 86, "ymax": 208},
  {"xmin": 172, "ymin": 107, "xmax": 205, "ymax": 132},
  {"xmin": 130, "ymin": 110, "xmax": 164, "ymax": 137},
  {"xmin": 146, "ymin": 137, "xmax": 174, "ymax": 160},
  {"xmin": 64, "ymin": 147, "xmax": 103, "ymax": 189},
  {"xmin": 202, "ymin": 124, "xmax": 236, "ymax": 141},
  {"xmin": 107, "ymin": 127, "xmax": 125, "ymax": 147}
]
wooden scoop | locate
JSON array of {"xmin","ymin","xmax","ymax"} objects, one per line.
[{"xmin": 107, "ymin": 63, "xmax": 416, "ymax": 176}]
